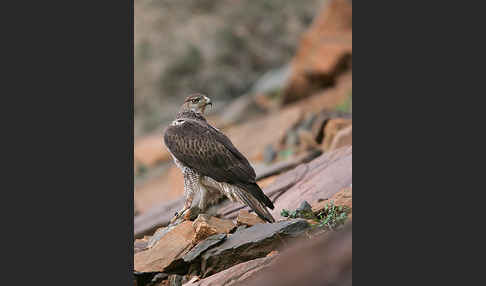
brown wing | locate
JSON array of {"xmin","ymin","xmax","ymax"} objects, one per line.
[
  {"xmin": 164, "ymin": 119, "xmax": 274, "ymax": 210},
  {"xmin": 164, "ymin": 119, "xmax": 255, "ymax": 183}
]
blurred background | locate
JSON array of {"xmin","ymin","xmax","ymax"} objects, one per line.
[{"xmin": 134, "ymin": 0, "xmax": 352, "ymax": 222}]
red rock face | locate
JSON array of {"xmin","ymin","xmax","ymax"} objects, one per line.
[
  {"xmin": 242, "ymin": 222, "xmax": 352, "ymax": 286},
  {"xmin": 284, "ymin": 0, "xmax": 352, "ymax": 103},
  {"xmin": 322, "ymin": 118, "xmax": 353, "ymax": 152},
  {"xmin": 266, "ymin": 146, "xmax": 352, "ymax": 220},
  {"xmin": 134, "ymin": 221, "xmax": 196, "ymax": 273},
  {"xmin": 183, "ymin": 255, "xmax": 278, "ymax": 286}
]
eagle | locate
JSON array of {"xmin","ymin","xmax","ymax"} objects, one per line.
[{"xmin": 163, "ymin": 94, "xmax": 275, "ymax": 223}]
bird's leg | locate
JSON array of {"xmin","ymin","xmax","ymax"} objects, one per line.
[
  {"xmin": 198, "ymin": 185, "xmax": 209, "ymax": 212},
  {"xmin": 173, "ymin": 170, "xmax": 199, "ymax": 221}
]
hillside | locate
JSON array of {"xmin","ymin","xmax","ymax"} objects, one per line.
[{"xmin": 134, "ymin": 1, "xmax": 352, "ymax": 285}]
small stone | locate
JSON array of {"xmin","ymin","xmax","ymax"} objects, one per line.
[
  {"xmin": 192, "ymin": 214, "xmax": 236, "ymax": 243},
  {"xmin": 266, "ymin": 250, "xmax": 279, "ymax": 257},
  {"xmin": 234, "ymin": 225, "xmax": 248, "ymax": 233},
  {"xmin": 236, "ymin": 210, "xmax": 264, "ymax": 227},
  {"xmin": 134, "ymin": 239, "xmax": 149, "ymax": 254},
  {"xmin": 297, "ymin": 201, "xmax": 312, "ymax": 213},
  {"xmin": 263, "ymin": 145, "xmax": 277, "ymax": 164},
  {"xmin": 183, "ymin": 233, "xmax": 227, "ymax": 263}
]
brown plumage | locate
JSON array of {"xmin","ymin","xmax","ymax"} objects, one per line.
[{"xmin": 163, "ymin": 94, "xmax": 275, "ymax": 223}]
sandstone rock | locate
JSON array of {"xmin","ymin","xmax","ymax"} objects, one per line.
[
  {"xmin": 148, "ymin": 225, "xmax": 176, "ymax": 249},
  {"xmin": 200, "ymin": 219, "xmax": 310, "ymax": 276},
  {"xmin": 312, "ymin": 186, "xmax": 352, "ymax": 220},
  {"xmin": 134, "ymin": 197, "xmax": 184, "ymax": 238},
  {"xmin": 266, "ymin": 146, "xmax": 352, "ymax": 220},
  {"xmin": 284, "ymin": 0, "xmax": 352, "ymax": 102},
  {"xmin": 322, "ymin": 118, "xmax": 352, "ymax": 152},
  {"xmin": 252, "ymin": 149, "xmax": 322, "ymax": 181},
  {"xmin": 182, "ymin": 234, "xmax": 227, "ymax": 263},
  {"xmin": 162, "ymin": 233, "xmax": 228, "ymax": 276},
  {"xmin": 134, "ymin": 238, "xmax": 149, "ymax": 254},
  {"xmin": 134, "ymin": 221, "xmax": 195, "ymax": 273},
  {"xmin": 183, "ymin": 255, "xmax": 278, "ymax": 286},
  {"xmin": 165, "ymin": 233, "xmax": 227, "ymax": 276},
  {"xmin": 241, "ymin": 222, "xmax": 352, "ymax": 286},
  {"xmin": 294, "ymin": 72, "xmax": 353, "ymax": 114},
  {"xmin": 236, "ymin": 210, "xmax": 264, "ymax": 227},
  {"xmin": 329, "ymin": 124, "xmax": 352, "ymax": 151},
  {"xmin": 192, "ymin": 214, "xmax": 235, "ymax": 243},
  {"xmin": 223, "ymin": 106, "xmax": 303, "ymax": 161}
]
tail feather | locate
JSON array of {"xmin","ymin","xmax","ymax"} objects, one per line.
[
  {"xmin": 236, "ymin": 182, "xmax": 274, "ymax": 209},
  {"xmin": 235, "ymin": 187, "xmax": 275, "ymax": 223}
]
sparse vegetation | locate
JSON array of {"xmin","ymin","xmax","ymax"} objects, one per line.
[
  {"xmin": 315, "ymin": 201, "xmax": 349, "ymax": 230},
  {"xmin": 281, "ymin": 200, "xmax": 350, "ymax": 230}
]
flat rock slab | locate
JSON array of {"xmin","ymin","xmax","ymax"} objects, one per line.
[
  {"xmin": 241, "ymin": 222, "xmax": 353, "ymax": 286},
  {"xmin": 134, "ymin": 221, "xmax": 195, "ymax": 273},
  {"xmin": 160, "ymin": 233, "xmax": 229, "ymax": 276},
  {"xmin": 268, "ymin": 146, "xmax": 352, "ymax": 220},
  {"xmin": 200, "ymin": 219, "xmax": 310, "ymax": 276},
  {"xmin": 134, "ymin": 197, "xmax": 184, "ymax": 238},
  {"xmin": 134, "ymin": 239, "xmax": 149, "ymax": 254},
  {"xmin": 184, "ymin": 255, "xmax": 278, "ymax": 286},
  {"xmin": 183, "ymin": 234, "xmax": 227, "ymax": 263}
]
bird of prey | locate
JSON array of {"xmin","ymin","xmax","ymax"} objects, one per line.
[{"xmin": 163, "ymin": 94, "xmax": 275, "ymax": 223}]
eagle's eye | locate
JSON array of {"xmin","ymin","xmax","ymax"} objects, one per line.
[{"xmin": 191, "ymin": 98, "xmax": 200, "ymax": 104}]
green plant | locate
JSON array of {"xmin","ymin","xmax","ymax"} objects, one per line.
[
  {"xmin": 280, "ymin": 208, "xmax": 315, "ymax": 220},
  {"xmin": 281, "ymin": 200, "xmax": 350, "ymax": 230},
  {"xmin": 316, "ymin": 201, "xmax": 349, "ymax": 230}
]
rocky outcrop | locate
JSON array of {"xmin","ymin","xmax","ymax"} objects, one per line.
[
  {"xmin": 284, "ymin": 0, "xmax": 352, "ymax": 103},
  {"xmin": 134, "ymin": 217, "xmax": 312, "ymax": 284},
  {"xmin": 241, "ymin": 222, "xmax": 352, "ymax": 286},
  {"xmin": 322, "ymin": 118, "xmax": 352, "ymax": 152},
  {"xmin": 134, "ymin": 221, "xmax": 196, "ymax": 273},
  {"xmin": 184, "ymin": 255, "xmax": 278, "ymax": 286},
  {"xmin": 199, "ymin": 219, "xmax": 309, "ymax": 277},
  {"xmin": 182, "ymin": 222, "xmax": 352, "ymax": 286}
]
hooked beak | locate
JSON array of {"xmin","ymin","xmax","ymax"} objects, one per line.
[
  {"xmin": 201, "ymin": 96, "xmax": 212, "ymax": 114},
  {"xmin": 204, "ymin": 96, "xmax": 212, "ymax": 109},
  {"xmin": 204, "ymin": 96, "xmax": 212, "ymax": 106}
]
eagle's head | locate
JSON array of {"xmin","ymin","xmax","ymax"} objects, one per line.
[{"xmin": 181, "ymin": 93, "xmax": 212, "ymax": 114}]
